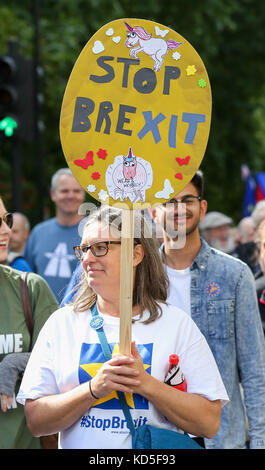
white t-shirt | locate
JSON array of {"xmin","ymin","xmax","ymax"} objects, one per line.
[
  {"xmin": 165, "ymin": 265, "xmax": 191, "ymax": 316},
  {"xmin": 17, "ymin": 303, "xmax": 228, "ymax": 449}
]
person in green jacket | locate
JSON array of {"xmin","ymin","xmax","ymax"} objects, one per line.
[{"xmin": 0, "ymin": 196, "xmax": 58, "ymax": 448}]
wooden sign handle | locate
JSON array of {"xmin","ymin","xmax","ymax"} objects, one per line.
[{"xmin": 119, "ymin": 210, "xmax": 134, "ymax": 356}]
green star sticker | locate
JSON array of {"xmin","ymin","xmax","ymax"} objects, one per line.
[
  {"xmin": 0, "ymin": 117, "xmax": 18, "ymax": 137},
  {"xmin": 198, "ymin": 78, "xmax": 207, "ymax": 88}
]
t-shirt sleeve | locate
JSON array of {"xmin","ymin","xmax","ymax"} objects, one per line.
[
  {"xmin": 16, "ymin": 314, "xmax": 59, "ymax": 405},
  {"xmin": 27, "ymin": 273, "xmax": 58, "ymax": 348},
  {"xmin": 164, "ymin": 305, "xmax": 229, "ymax": 406},
  {"xmin": 180, "ymin": 334, "xmax": 229, "ymax": 406}
]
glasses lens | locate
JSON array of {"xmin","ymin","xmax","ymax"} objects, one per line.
[
  {"xmin": 74, "ymin": 246, "xmax": 82, "ymax": 259},
  {"xmin": 91, "ymin": 242, "xmax": 108, "ymax": 257},
  {"xmin": 181, "ymin": 196, "xmax": 197, "ymax": 204},
  {"xmin": 1, "ymin": 213, "xmax": 13, "ymax": 228},
  {"xmin": 6, "ymin": 213, "xmax": 13, "ymax": 228}
]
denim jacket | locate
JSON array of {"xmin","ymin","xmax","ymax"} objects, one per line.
[{"xmin": 164, "ymin": 239, "xmax": 265, "ymax": 448}]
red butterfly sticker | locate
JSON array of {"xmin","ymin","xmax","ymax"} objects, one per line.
[
  {"xmin": 74, "ymin": 151, "xmax": 94, "ymax": 169},
  {"xmin": 176, "ymin": 155, "xmax": 190, "ymax": 166}
]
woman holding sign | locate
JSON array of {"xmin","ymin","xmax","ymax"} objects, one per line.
[{"xmin": 17, "ymin": 206, "xmax": 228, "ymax": 449}]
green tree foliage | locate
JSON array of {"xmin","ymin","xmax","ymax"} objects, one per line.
[{"xmin": 0, "ymin": 0, "xmax": 265, "ymax": 224}]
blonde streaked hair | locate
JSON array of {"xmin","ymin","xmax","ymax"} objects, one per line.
[{"xmin": 73, "ymin": 206, "xmax": 168, "ymax": 323}]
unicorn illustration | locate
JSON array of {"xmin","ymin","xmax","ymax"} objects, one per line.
[
  {"xmin": 123, "ymin": 147, "xmax": 137, "ymax": 180},
  {"xmin": 124, "ymin": 22, "xmax": 182, "ymax": 71},
  {"xmin": 105, "ymin": 147, "xmax": 153, "ymax": 203}
]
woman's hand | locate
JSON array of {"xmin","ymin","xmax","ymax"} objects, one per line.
[
  {"xmin": 0, "ymin": 394, "xmax": 13, "ymax": 412},
  {"xmin": 129, "ymin": 341, "xmax": 151, "ymax": 395},
  {"xmin": 91, "ymin": 352, "xmax": 141, "ymax": 398}
]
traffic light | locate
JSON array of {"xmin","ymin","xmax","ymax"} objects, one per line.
[
  {"xmin": 0, "ymin": 41, "xmax": 34, "ymax": 142},
  {"xmin": 0, "ymin": 54, "xmax": 17, "ymax": 136},
  {"xmin": 0, "ymin": 116, "xmax": 17, "ymax": 137}
]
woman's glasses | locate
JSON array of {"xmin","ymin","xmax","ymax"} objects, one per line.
[
  {"xmin": 73, "ymin": 241, "xmax": 121, "ymax": 259},
  {"xmin": 0, "ymin": 213, "xmax": 13, "ymax": 229}
]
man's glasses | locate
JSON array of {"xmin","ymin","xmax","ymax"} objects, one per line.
[
  {"xmin": 73, "ymin": 241, "xmax": 121, "ymax": 259},
  {"xmin": 163, "ymin": 195, "xmax": 201, "ymax": 207},
  {"xmin": 0, "ymin": 212, "xmax": 13, "ymax": 229}
]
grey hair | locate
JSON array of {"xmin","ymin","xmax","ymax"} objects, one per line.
[
  {"xmin": 50, "ymin": 168, "xmax": 74, "ymax": 192},
  {"xmin": 73, "ymin": 205, "xmax": 168, "ymax": 324},
  {"xmin": 251, "ymin": 200, "xmax": 265, "ymax": 228},
  {"xmin": 13, "ymin": 212, "xmax": 30, "ymax": 231}
]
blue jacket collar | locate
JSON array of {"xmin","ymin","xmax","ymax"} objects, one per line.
[{"xmin": 160, "ymin": 238, "xmax": 211, "ymax": 271}]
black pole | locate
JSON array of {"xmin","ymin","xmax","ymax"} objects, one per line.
[
  {"xmin": 8, "ymin": 40, "xmax": 23, "ymax": 212},
  {"xmin": 33, "ymin": 0, "xmax": 44, "ymax": 220},
  {"xmin": 12, "ymin": 135, "xmax": 23, "ymax": 211}
]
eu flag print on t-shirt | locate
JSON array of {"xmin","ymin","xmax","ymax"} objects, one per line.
[{"xmin": 78, "ymin": 342, "xmax": 153, "ymax": 410}]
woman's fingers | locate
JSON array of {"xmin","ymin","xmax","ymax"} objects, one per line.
[
  {"xmin": 94, "ymin": 375, "xmax": 139, "ymax": 396},
  {"xmin": 0, "ymin": 394, "xmax": 13, "ymax": 412},
  {"xmin": 107, "ymin": 355, "xmax": 140, "ymax": 377},
  {"xmin": 108, "ymin": 354, "xmax": 134, "ymax": 365},
  {"xmin": 91, "ymin": 355, "xmax": 141, "ymax": 398}
]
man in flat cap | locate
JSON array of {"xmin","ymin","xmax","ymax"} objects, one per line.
[{"xmin": 199, "ymin": 211, "xmax": 234, "ymax": 254}]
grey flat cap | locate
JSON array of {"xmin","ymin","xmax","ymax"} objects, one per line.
[{"xmin": 200, "ymin": 211, "xmax": 233, "ymax": 230}]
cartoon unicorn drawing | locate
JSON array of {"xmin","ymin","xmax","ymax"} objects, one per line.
[
  {"xmin": 105, "ymin": 147, "xmax": 153, "ymax": 203},
  {"xmin": 123, "ymin": 147, "xmax": 137, "ymax": 180},
  {"xmin": 124, "ymin": 22, "xmax": 182, "ymax": 71}
]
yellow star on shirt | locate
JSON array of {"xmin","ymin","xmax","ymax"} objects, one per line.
[
  {"xmin": 80, "ymin": 343, "xmax": 150, "ymax": 408},
  {"xmin": 186, "ymin": 65, "xmax": 197, "ymax": 76}
]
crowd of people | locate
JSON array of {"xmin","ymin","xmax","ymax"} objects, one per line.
[{"xmin": 0, "ymin": 168, "xmax": 265, "ymax": 449}]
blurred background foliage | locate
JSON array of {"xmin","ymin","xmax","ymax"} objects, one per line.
[{"xmin": 0, "ymin": 0, "xmax": 265, "ymax": 225}]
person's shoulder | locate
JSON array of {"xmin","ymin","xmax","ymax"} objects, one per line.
[
  {"xmin": 26, "ymin": 270, "xmax": 51, "ymax": 285},
  {"xmin": 203, "ymin": 245, "xmax": 256, "ymax": 287},
  {"xmin": 206, "ymin": 243, "xmax": 249, "ymax": 271},
  {"xmin": 42, "ymin": 304, "xmax": 80, "ymax": 331},
  {"xmin": 0, "ymin": 264, "xmax": 21, "ymax": 282},
  {"xmin": 33, "ymin": 304, "xmax": 73, "ymax": 335},
  {"xmin": 49, "ymin": 304, "xmax": 73, "ymax": 319},
  {"xmin": 25, "ymin": 271, "xmax": 57, "ymax": 298},
  {"xmin": 0, "ymin": 265, "xmax": 36, "ymax": 289},
  {"xmin": 158, "ymin": 301, "xmax": 192, "ymax": 323},
  {"xmin": 3, "ymin": 267, "xmax": 54, "ymax": 293},
  {"xmin": 11, "ymin": 256, "xmax": 32, "ymax": 272},
  {"xmin": 156, "ymin": 302, "xmax": 204, "ymax": 342}
]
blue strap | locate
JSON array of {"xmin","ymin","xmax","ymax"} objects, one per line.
[
  {"xmin": 90, "ymin": 303, "xmax": 112, "ymax": 361},
  {"xmin": 90, "ymin": 303, "xmax": 136, "ymax": 437}
]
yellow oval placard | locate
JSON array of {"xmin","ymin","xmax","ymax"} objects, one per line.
[{"xmin": 60, "ymin": 18, "xmax": 212, "ymax": 209}]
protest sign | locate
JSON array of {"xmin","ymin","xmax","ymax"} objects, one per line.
[{"xmin": 60, "ymin": 18, "xmax": 212, "ymax": 353}]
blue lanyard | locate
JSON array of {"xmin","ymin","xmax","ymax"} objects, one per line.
[{"xmin": 90, "ymin": 303, "xmax": 136, "ymax": 437}]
